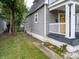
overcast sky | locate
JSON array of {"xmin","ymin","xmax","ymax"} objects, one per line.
[{"xmin": 24, "ymin": 0, "xmax": 34, "ymax": 8}]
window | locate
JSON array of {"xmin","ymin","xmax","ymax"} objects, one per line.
[{"xmin": 34, "ymin": 13, "xmax": 38, "ymax": 23}]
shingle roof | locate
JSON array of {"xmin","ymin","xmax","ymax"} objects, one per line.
[{"xmin": 28, "ymin": 0, "xmax": 45, "ymax": 15}]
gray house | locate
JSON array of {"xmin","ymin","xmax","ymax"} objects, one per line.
[
  {"xmin": 0, "ymin": 17, "xmax": 7, "ymax": 33},
  {"xmin": 25, "ymin": 0, "xmax": 79, "ymax": 53}
]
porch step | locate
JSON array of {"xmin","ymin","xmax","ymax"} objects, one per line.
[
  {"xmin": 47, "ymin": 33, "xmax": 79, "ymax": 46},
  {"xmin": 47, "ymin": 33, "xmax": 65, "ymax": 39}
]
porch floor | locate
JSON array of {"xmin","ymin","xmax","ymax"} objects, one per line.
[{"xmin": 47, "ymin": 32, "xmax": 79, "ymax": 46}]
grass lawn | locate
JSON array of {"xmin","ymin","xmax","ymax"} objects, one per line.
[{"xmin": 0, "ymin": 32, "xmax": 50, "ymax": 59}]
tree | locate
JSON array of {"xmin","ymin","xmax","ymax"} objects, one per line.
[
  {"xmin": 0, "ymin": 0, "xmax": 28, "ymax": 33},
  {"xmin": 1, "ymin": 3, "xmax": 12, "ymax": 33},
  {"xmin": 15, "ymin": 0, "xmax": 28, "ymax": 31}
]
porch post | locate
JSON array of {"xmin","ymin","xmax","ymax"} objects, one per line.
[
  {"xmin": 65, "ymin": 4, "xmax": 70, "ymax": 38},
  {"xmin": 65, "ymin": 4, "xmax": 76, "ymax": 39},
  {"xmin": 71, "ymin": 4, "xmax": 76, "ymax": 38}
]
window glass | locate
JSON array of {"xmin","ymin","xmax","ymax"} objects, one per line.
[{"xmin": 34, "ymin": 13, "xmax": 38, "ymax": 23}]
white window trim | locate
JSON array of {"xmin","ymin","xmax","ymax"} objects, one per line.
[{"xmin": 34, "ymin": 13, "xmax": 38, "ymax": 23}]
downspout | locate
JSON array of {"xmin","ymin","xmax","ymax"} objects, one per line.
[
  {"xmin": 44, "ymin": 4, "xmax": 47, "ymax": 38},
  {"xmin": 44, "ymin": 0, "xmax": 48, "ymax": 39}
]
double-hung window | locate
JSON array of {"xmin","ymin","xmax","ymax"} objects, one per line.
[{"xmin": 34, "ymin": 13, "xmax": 38, "ymax": 23}]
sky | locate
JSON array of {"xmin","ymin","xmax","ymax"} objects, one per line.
[{"xmin": 24, "ymin": 0, "xmax": 34, "ymax": 8}]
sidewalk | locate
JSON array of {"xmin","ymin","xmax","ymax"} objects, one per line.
[
  {"xmin": 26, "ymin": 33, "xmax": 63, "ymax": 59},
  {"xmin": 33, "ymin": 42, "xmax": 63, "ymax": 59}
]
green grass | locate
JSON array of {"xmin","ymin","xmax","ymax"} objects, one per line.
[{"xmin": 0, "ymin": 33, "xmax": 50, "ymax": 59}]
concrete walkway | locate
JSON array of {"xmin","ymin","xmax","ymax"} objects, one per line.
[
  {"xmin": 26, "ymin": 33, "xmax": 63, "ymax": 59},
  {"xmin": 33, "ymin": 42, "xmax": 63, "ymax": 59}
]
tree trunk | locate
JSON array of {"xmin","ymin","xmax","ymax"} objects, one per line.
[
  {"xmin": 9, "ymin": 12, "xmax": 12, "ymax": 34},
  {"xmin": 9, "ymin": 19, "xmax": 12, "ymax": 34},
  {"xmin": 11, "ymin": 10, "xmax": 16, "ymax": 33}
]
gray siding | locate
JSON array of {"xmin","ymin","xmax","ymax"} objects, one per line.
[
  {"xmin": 46, "ymin": 6, "xmax": 58, "ymax": 34},
  {"xmin": 76, "ymin": 13, "xmax": 79, "ymax": 32},
  {"xmin": 26, "ymin": 5, "xmax": 58, "ymax": 36},
  {"xmin": 27, "ymin": 7, "xmax": 44, "ymax": 37},
  {"xmin": 24, "ymin": 17, "xmax": 31, "ymax": 32},
  {"xmin": 29, "ymin": 0, "xmax": 45, "ymax": 15}
]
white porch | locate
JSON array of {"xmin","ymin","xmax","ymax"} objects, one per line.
[
  {"xmin": 48, "ymin": 2, "xmax": 79, "ymax": 39},
  {"xmin": 49, "ymin": 23, "xmax": 65, "ymax": 35}
]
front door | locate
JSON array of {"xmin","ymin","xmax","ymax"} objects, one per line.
[{"xmin": 59, "ymin": 13, "xmax": 65, "ymax": 33}]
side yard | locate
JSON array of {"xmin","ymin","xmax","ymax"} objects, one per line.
[{"xmin": 0, "ymin": 32, "xmax": 50, "ymax": 59}]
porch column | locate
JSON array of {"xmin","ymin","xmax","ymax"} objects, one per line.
[
  {"xmin": 65, "ymin": 4, "xmax": 70, "ymax": 38},
  {"xmin": 71, "ymin": 4, "xmax": 76, "ymax": 38},
  {"xmin": 65, "ymin": 4, "xmax": 76, "ymax": 39}
]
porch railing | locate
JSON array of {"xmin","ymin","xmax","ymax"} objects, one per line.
[{"xmin": 49, "ymin": 23, "xmax": 65, "ymax": 34}]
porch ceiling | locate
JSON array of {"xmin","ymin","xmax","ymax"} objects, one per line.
[{"xmin": 56, "ymin": 6, "xmax": 65, "ymax": 11}]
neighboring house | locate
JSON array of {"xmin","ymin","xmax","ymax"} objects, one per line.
[
  {"xmin": 25, "ymin": 0, "xmax": 79, "ymax": 53},
  {"xmin": 0, "ymin": 17, "xmax": 7, "ymax": 33}
]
